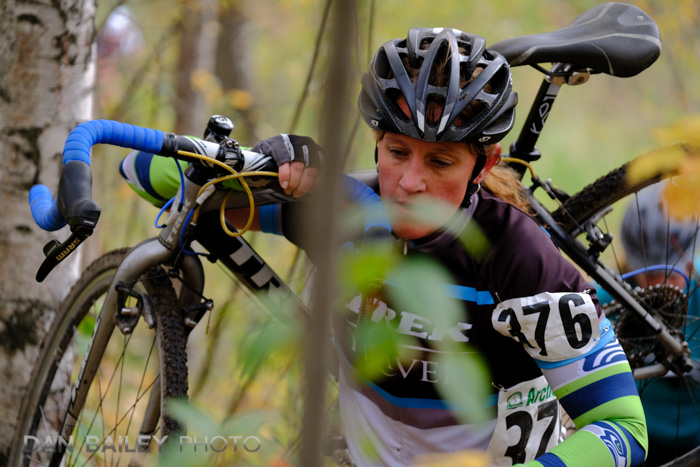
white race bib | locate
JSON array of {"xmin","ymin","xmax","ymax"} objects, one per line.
[
  {"xmin": 487, "ymin": 376, "xmax": 562, "ymax": 466},
  {"xmin": 492, "ymin": 292, "xmax": 601, "ymax": 362}
]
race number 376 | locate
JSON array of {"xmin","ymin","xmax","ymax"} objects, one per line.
[{"xmin": 492, "ymin": 292, "xmax": 600, "ymax": 362}]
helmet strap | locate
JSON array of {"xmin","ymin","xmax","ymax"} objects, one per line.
[
  {"xmin": 463, "ymin": 145, "xmax": 487, "ymax": 207},
  {"xmin": 468, "ymin": 156, "xmax": 486, "ymax": 191}
]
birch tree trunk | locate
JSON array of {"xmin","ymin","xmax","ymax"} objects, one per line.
[{"xmin": 0, "ymin": 0, "xmax": 96, "ymax": 461}]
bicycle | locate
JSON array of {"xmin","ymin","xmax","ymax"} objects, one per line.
[{"xmin": 9, "ymin": 2, "xmax": 700, "ymax": 466}]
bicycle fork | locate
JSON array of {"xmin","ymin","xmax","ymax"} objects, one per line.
[{"xmin": 51, "ymin": 239, "xmax": 204, "ymax": 464}]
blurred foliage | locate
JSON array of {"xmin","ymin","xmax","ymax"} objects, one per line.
[
  {"xmin": 626, "ymin": 143, "xmax": 700, "ymax": 219},
  {"xmin": 413, "ymin": 449, "xmax": 492, "ymax": 467},
  {"xmin": 651, "ymin": 119, "xmax": 700, "ymax": 219},
  {"xmin": 85, "ymin": 0, "xmax": 700, "ymax": 464}
]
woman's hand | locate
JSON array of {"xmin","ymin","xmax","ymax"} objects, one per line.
[{"xmin": 253, "ymin": 134, "xmax": 323, "ymax": 198}]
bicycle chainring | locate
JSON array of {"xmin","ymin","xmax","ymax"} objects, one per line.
[{"xmin": 602, "ymin": 284, "xmax": 688, "ymax": 370}]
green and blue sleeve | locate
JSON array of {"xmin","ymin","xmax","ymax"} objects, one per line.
[
  {"xmin": 527, "ymin": 332, "xmax": 647, "ymax": 466},
  {"xmin": 119, "ymin": 150, "xmax": 188, "ymax": 207},
  {"xmin": 119, "ymin": 150, "xmax": 283, "ymax": 234}
]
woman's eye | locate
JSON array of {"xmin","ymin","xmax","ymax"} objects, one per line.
[
  {"xmin": 432, "ymin": 158, "xmax": 452, "ymax": 168},
  {"xmin": 389, "ymin": 148, "xmax": 407, "ymax": 158}
]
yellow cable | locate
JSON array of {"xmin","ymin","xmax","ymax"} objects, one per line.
[
  {"xmin": 188, "ymin": 166, "xmax": 278, "ymax": 237},
  {"xmin": 220, "ymin": 176, "xmax": 254, "ymax": 237},
  {"xmin": 501, "ymin": 156, "xmax": 536, "ymax": 178},
  {"xmin": 177, "ymin": 150, "xmax": 237, "ymax": 174}
]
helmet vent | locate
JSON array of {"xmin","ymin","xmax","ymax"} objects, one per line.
[{"xmin": 374, "ymin": 49, "xmax": 393, "ymax": 79}]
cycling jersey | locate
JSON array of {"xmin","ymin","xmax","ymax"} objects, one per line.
[
  {"xmin": 119, "ymin": 152, "xmax": 647, "ymax": 466},
  {"xmin": 281, "ymin": 187, "xmax": 647, "ymax": 467}
]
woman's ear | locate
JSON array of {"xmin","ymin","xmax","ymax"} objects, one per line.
[{"xmin": 474, "ymin": 143, "xmax": 501, "ymax": 184}]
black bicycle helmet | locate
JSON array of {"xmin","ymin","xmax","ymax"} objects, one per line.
[{"xmin": 358, "ymin": 27, "xmax": 517, "ymax": 144}]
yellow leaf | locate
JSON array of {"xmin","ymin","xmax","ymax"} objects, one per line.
[
  {"xmin": 412, "ymin": 449, "xmax": 492, "ymax": 467},
  {"xmin": 226, "ymin": 89, "xmax": 254, "ymax": 111},
  {"xmin": 661, "ymin": 158, "xmax": 700, "ymax": 219},
  {"xmin": 652, "ymin": 116, "xmax": 700, "ymax": 147},
  {"xmin": 190, "ymin": 68, "xmax": 223, "ymax": 103},
  {"xmin": 625, "ymin": 145, "xmax": 685, "ymax": 186}
]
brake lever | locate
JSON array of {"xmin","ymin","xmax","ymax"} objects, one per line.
[{"xmin": 36, "ymin": 228, "xmax": 91, "ymax": 282}]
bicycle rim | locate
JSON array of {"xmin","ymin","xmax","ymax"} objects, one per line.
[
  {"xmin": 10, "ymin": 249, "xmax": 188, "ymax": 467},
  {"xmin": 551, "ymin": 146, "xmax": 700, "ymax": 466}
]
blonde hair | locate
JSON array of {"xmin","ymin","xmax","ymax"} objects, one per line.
[{"xmin": 482, "ymin": 162, "xmax": 533, "ymax": 214}]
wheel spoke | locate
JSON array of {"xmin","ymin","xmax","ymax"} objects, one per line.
[
  {"xmin": 13, "ymin": 251, "xmax": 187, "ymax": 467},
  {"xmin": 551, "ymin": 160, "xmax": 700, "ymax": 463}
]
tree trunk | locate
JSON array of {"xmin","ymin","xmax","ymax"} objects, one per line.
[
  {"xmin": 174, "ymin": 0, "xmax": 218, "ymax": 135},
  {"xmin": 216, "ymin": 3, "xmax": 258, "ymax": 143},
  {"xmin": 0, "ymin": 0, "xmax": 96, "ymax": 461}
]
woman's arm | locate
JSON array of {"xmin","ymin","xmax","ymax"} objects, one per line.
[
  {"xmin": 493, "ymin": 295, "xmax": 647, "ymax": 466},
  {"xmin": 534, "ymin": 334, "xmax": 646, "ymax": 466}
]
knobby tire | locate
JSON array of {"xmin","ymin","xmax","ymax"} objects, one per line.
[
  {"xmin": 10, "ymin": 249, "xmax": 188, "ymax": 467},
  {"xmin": 550, "ymin": 146, "xmax": 700, "ymax": 467}
]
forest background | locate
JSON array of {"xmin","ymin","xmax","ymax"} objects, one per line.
[{"xmin": 1, "ymin": 0, "xmax": 699, "ymax": 465}]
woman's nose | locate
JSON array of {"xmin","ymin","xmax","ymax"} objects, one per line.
[{"xmin": 398, "ymin": 160, "xmax": 427, "ymax": 193}]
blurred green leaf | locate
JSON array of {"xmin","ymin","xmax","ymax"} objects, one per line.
[
  {"xmin": 354, "ymin": 320, "xmax": 419, "ymax": 382},
  {"xmin": 386, "ymin": 256, "xmax": 463, "ymax": 339},
  {"xmin": 433, "ymin": 352, "xmax": 492, "ymax": 425},
  {"xmin": 457, "ymin": 221, "xmax": 491, "ymax": 262},
  {"xmin": 237, "ymin": 319, "xmax": 296, "ymax": 381}
]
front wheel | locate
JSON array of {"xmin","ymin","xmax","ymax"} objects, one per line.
[
  {"xmin": 550, "ymin": 145, "xmax": 700, "ymax": 466},
  {"xmin": 10, "ymin": 249, "xmax": 188, "ymax": 466}
]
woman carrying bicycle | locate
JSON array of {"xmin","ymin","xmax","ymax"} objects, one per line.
[{"xmin": 122, "ymin": 28, "xmax": 648, "ymax": 467}]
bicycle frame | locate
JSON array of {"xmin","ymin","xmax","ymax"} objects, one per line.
[
  {"xmin": 50, "ymin": 166, "xmax": 312, "ymax": 462},
  {"xmin": 504, "ymin": 66, "xmax": 692, "ymax": 380}
]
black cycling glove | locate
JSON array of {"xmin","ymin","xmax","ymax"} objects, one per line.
[{"xmin": 252, "ymin": 134, "xmax": 324, "ymax": 168}]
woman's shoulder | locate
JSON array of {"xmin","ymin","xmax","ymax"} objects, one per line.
[
  {"xmin": 473, "ymin": 189, "xmax": 546, "ymax": 239},
  {"xmin": 473, "ymin": 190, "xmax": 591, "ymax": 298}
]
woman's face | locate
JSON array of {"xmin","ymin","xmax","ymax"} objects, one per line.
[{"xmin": 377, "ymin": 132, "xmax": 497, "ymax": 240}]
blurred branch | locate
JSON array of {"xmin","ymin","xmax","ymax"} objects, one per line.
[
  {"xmin": 190, "ymin": 295, "xmax": 234, "ymax": 399},
  {"xmin": 299, "ymin": 0, "xmax": 356, "ymax": 465},
  {"xmin": 174, "ymin": 0, "xmax": 218, "ymax": 134},
  {"xmin": 215, "ymin": 3, "xmax": 258, "ymax": 143},
  {"xmin": 288, "ymin": 0, "xmax": 333, "ymax": 133},
  {"xmin": 107, "ymin": 20, "xmax": 182, "ymax": 122}
]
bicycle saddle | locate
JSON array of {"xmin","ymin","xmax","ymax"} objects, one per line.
[{"xmin": 490, "ymin": 2, "xmax": 661, "ymax": 77}]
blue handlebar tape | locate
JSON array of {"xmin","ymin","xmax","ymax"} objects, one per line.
[
  {"xmin": 343, "ymin": 175, "xmax": 392, "ymax": 233},
  {"xmin": 30, "ymin": 120, "xmax": 165, "ymax": 231},
  {"xmin": 29, "ymin": 185, "xmax": 66, "ymax": 231}
]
